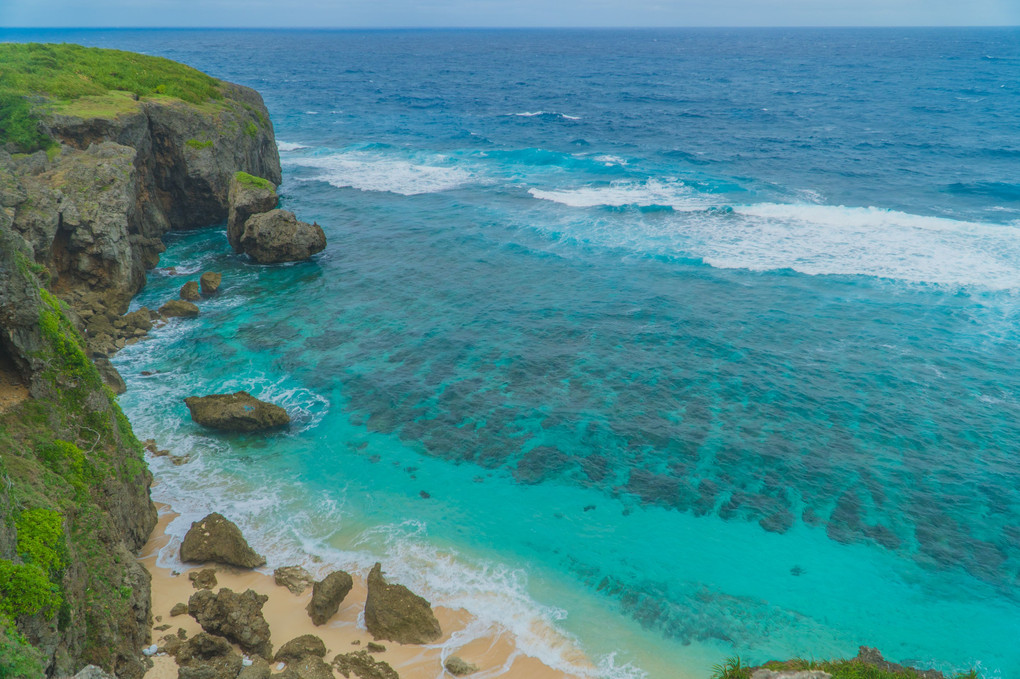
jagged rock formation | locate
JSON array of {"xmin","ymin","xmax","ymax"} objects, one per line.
[
  {"xmin": 184, "ymin": 391, "xmax": 290, "ymax": 432},
  {"xmin": 363, "ymin": 563, "xmax": 442, "ymax": 645},
  {"xmin": 274, "ymin": 635, "xmax": 326, "ymax": 663},
  {"xmin": 305, "ymin": 570, "xmax": 354, "ymax": 626},
  {"xmin": 227, "ymin": 173, "xmax": 278, "ymax": 251},
  {"xmin": 0, "ymin": 229, "xmax": 157, "ymax": 678},
  {"xmin": 174, "ymin": 632, "xmax": 243, "ymax": 679},
  {"xmin": 180, "ymin": 512, "xmax": 266, "ymax": 568},
  {"xmin": 274, "ymin": 565, "xmax": 314, "ymax": 595},
  {"xmin": 188, "ymin": 588, "xmax": 273, "ymax": 659},
  {"xmin": 332, "ymin": 651, "xmax": 400, "ymax": 679},
  {"xmin": 200, "ymin": 271, "xmax": 222, "ymax": 296}
]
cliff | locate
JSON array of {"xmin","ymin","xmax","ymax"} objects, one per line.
[{"xmin": 0, "ymin": 43, "xmax": 283, "ymax": 678}]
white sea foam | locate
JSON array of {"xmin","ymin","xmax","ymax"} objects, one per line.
[
  {"xmin": 509, "ymin": 111, "xmax": 581, "ymax": 121},
  {"xmin": 284, "ymin": 150, "xmax": 475, "ymax": 196},
  {"xmin": 276, "ymin": 141, "xmax": 310, "ymax": 152},
  {"xmin": 529, "ymin": 179, "xmax": 709, "ymax": 210}
]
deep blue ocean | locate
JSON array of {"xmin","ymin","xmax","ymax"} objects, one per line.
[{"xmin": 5, "ymin": 27, "xmax": 1020, "ymax": 678}]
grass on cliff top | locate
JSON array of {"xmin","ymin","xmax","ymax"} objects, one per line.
[
  {"xmin": 0, "ymin": 42, "xmax": 224, "ymax": 152},
  {"xmin": 235, "ymin": 170, "xmax": 275, "ymax": 191}
]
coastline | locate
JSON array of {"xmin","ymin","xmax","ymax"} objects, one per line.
[{"xmin": 139, "ymin": 502, "xmax": 588, "ymax": 679}]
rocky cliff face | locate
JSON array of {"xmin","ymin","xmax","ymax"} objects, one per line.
[{"xmin": 0, "ymin": 69, "xmax": 282, "ymax": 678}]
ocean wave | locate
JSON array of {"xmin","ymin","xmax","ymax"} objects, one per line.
[
  {"xmin": 276, "ymin": 140, "xmax": 310, "ymax": 152},
  {"xmin": 284, "ymin": 150, "xmax": 476, "ymax": 196},
  {"xmin": 529, "ymin": 179, "xmax": 710, "ymax": 211},
  {"xmin": 508, "ymin": 111, "xmax": 581, "ymax": 121}
]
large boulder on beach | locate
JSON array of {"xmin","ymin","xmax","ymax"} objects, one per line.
[
  {"xmin": 444, "ymin": 657, "xmax": 479, "ymax": 676},
  {"xmin": 189, "ymin": 588, "xmax": 273, "ymax": 659},
  {"xmin": 240, "ymin": 209, "xmax": 326, "ymax": 264},
  {"xmin": 228, "ymin": 172, "xmax": 278, "ymax": 252},
  {"xmin": 274, "ymin": 565, "xmax": 315, "ymax": 595},
  {"xmin": 305, "ymin": 570, "xmax": 353, "ymax": 626},
  {"xmin": 363, "ymin": 563, "xmax": 441, "ymax": 645},
  {"xmin": 180, "ymin": 513, "xmax": 266, "ymax": 568},
  {"xmin": 175, "ymin": 632, "xmax": 244, "ymax": 679},
  {"xmin": 184, "ymin": 391, "xmax": 290, "ymax": 432}
]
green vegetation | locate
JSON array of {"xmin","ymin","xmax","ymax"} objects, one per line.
[
  {"xmin": 0, "ymin": 42, "xmax": 224, "ymax": 152},
  {"xmin": 234, "ymin": 170, "xmax": 274, "ymax": 191},
  {"xmin": 707, "ymin": 656, "xmax": 984, "ymax": 679},
  {"xmin": 186, "ymin": 138, "xmax": 214, "ymax": 150},
  {"xmin": 0, "ymin": 617, "xmax": 44, "ymax": 679},
  {"xmin": 244, "ymin": 120, "xmax": 258, "ymax": 138}
]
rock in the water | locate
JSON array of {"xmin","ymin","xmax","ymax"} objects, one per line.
[
  {"xmin": 184, "ymin": 391, "xmax": 290, "ymax": 433},
  {"xmin": 274, "ymin": 565, "xmax": 314, "ymax": 595},
  {"xmin": 364, "ymin": 562, "xmax": 441, "ymax": 645},
  {"xmin": 94, "ymin": 357, "xmax": 126, "ymax": 394},
  {"xmin": 201, "ymin": 272, "xmax": 223, "ymax": 296},
  {"xmin": 170, "ymin": 602, "xmax": 189, "ymax": 617},
  {"xmin": 180, "ymin": 513, "xmax": 266, "ymax": 568},
  {"xmin": 189, "ymin": 568, "xmax": 218, "ymax": 590},
  {"xmin": 444, "ymin": 656, "xmax": 479, "ymax": 676},
  {"xmin": 189, "ymin": 588, "xmax": 273, "ymax": 659},
  {"xmin": 180, "ymin": 280, "xmax": 201, "ymax": 301},
  {"xmin": 159, "ymin": 299, "xmax": 200, "ymax": 318},
  {"xmin": 228, "ymin": 172, "xmax": 278, "ymax": 252},
  {"xmin": 175, "ymin": 632, "xmax": 244, "ymax": 679},
  {"xmin": 306, "ymin": 570, "xmax": 354, "ymax": 626},
  {"xmin": 239, "ymin": 209, "xmax": 326, "ymax": 264},
  {"xmin": 332, "ymin": 651, "xmax": 399, "ymax": 679},
  {"xmin": 274, "ymin": 635, "xmax": 327, "ymax": 663}
]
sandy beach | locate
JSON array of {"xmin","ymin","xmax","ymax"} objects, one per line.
[{"xmin": 139, "ymin": 504, "xmax": 585, "ymax": 679}]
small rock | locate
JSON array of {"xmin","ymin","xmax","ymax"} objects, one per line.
[
  {"xmin": 154, "ymin": 624, "xmax": 171, "ymax": 631},
  {"xmin": 332, "ymin": 651, "xmax": 399, "ymax": 679},
  {"xmin": 180, "ymin": 280, "xmax": 201, "ymax": 301},
  {"xmin": 365, "ymin": 642, "xmax": 385, "ymax": 653},
  {"xmin": 200, "ymin": 271, "xmax": 223, "ymax": 296},
  {"xmin": 275, "ymin": 635, "xmax": 327, "ymax": 663},
  {"xmin": 189, "ymin": 568, "xmax": 218, "ymax": 590},
  {"xmin": 306, "ymin": 570, "xmax": 354, "ymax": 626},
  {"xmin": 180, "ymin": 513, "xmax": 266, "ymax": 568},
  {"xmin": 444, "ymin": 656, "xmax": 479, "ymax": 676},
  {"xmin": 158, "ymin": 299, "xmax": 199, "ymax": 318},
  {"xmin": 170, "ymin": 602, "xmax": 189, "ymax": 617},
  {"xmin": 184, "ymin": 392, "xmax": 290, "ymax": 433},
  {"xmin": 364, "ymin": 562, "xmax": 441, "ymax": 645},
  {"xmin": 237, "ymin": 657, "xmax": 272, "ymax": 679},
  {"xmin": 274, "ymin": 565, "xmax": 314, "ymax": 595}
]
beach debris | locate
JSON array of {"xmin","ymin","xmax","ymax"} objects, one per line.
[
  {"xmin": 189, "ymin": 587, "xmax": 273, "ymax": 659},
  {"xmin": 184, "ymin": 392, "xmax": 290, "ymax": 432},
  {"xmin": 189, "ymin": 567, "xmax": 218, "ymax": 590},
  {"xmin": 444, "ymin": 656, "xmax": 480, "ymax": 676},
  {"xmin": 332, "ymin": 650, "xmax": 399, "ymax": 679},
  {"xmin": 275, "ymin": 634, "xmax": 327, "ymax": 663},
  {"xmin": 142, "ymin": 644, "xmax": 158, "ymax": 656},
  {"xmin": 200, "ymin": 271, "xmax": 223, "ymax": 296},
  {"xmin": 274, "ymin": 565, "xmax": 315, "ymax": 595},
  {"xmin": 364, "ymin": 562, "xmax": 441, "ymax": 645},
  {"xmin": 180, "ymin": 512, "xmax": 267, "ymax": 568},
  {"xmin": 306, "ymin": 570, "xmax": 354, "ymax": 626},
  {"xmin": 179, "ymin": 280, "xmax": 201, "ymax": 301}
]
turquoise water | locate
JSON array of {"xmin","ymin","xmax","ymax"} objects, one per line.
[{"xmin": 7, "ymin": 27, "xmax": 1019, "ymax": 678}]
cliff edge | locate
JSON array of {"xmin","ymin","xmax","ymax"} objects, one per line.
[{"xmin": 0, "ymin": 43, "xmax": 283, "ymax": 678}]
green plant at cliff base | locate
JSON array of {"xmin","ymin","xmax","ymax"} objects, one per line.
[
  {"xmin": 0, "ymin": 615, "xmax": 44, "ymax": 679},
  {"xmin": 755, "ymin": 657, "xmax": 982, "ymax": 679},
  {"xmin": 711, "ymin": 656, "xmax": 751, "ymax": 679},
  {"xmin": 0, "ymin": 507, "xmax": 66, "ymax": 622}
]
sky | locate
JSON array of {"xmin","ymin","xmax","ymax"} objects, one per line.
[{"xmin": 0, "ymin": 0, "xmax": 1017, "ymax": 28}]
